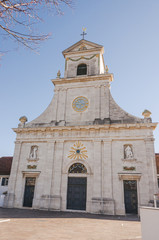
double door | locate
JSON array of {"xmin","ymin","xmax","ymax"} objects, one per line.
[{"xmin": 67, "ymin": 177, "xmax": 87, "ymax": 210}]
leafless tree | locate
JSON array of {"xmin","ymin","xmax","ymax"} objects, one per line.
[{"xmin": 0, "ymin": 0, "xmax": 72, "ymax": 52}]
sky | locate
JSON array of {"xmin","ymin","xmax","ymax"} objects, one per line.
[{"xmin": 0, "ymin": 0, "xmax": 159, "ymax": 156}]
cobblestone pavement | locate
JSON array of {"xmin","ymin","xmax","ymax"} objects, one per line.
[{"xmin": 0, "ymin": 208, "xmax": 142, "ymax": 240}]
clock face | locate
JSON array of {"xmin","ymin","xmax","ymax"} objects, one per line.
[{"xmin": 72, "ymin": 96, "xmax": 89, "ymax": 112}]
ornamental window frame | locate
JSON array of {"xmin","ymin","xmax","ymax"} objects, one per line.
[{"xmin": 68, "ymin": 163, "xmax": 87, "ymax": 174}]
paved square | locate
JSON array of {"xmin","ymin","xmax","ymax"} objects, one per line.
[{"xmin": 0, "ymin": 208, "xmax": 142, "ymax": 240}]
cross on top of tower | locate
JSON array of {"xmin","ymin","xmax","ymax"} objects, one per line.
[{"xmin": 80, "ymin": 28, "xmax": 87, "ymax": 39}]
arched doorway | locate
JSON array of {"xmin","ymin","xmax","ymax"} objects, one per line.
[{"xmin": 67, "ymin": 163, "xmax": 87, "ymax": 210}]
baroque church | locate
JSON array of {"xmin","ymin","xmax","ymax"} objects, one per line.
[{"xmin": 4, "ymin": 38, "xmax": 158, "ymax": 215}]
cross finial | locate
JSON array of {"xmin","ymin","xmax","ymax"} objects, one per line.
[{"xmin": 81, "ymin": 27, "xmax": 87, "ymax": 39}]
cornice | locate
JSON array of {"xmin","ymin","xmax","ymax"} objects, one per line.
[
  {"xmin": 52, "ymin": 74, "xmax": 113, "ymax": 85},
  {"xmin": 63, "ymin": 47, "xmax": 104, "ymax": 57},
  {"xmin": 62, "ymin": 39, "xmax": 104, "ymax": 57},
  {"xmin": 13, "ymin": 122, "xmax": 158, "ymax": 134}
]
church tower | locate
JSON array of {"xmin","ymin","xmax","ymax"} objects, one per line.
[{"xmin": 5, "ymin": 38, "xmax": 158, "ymax": 215}]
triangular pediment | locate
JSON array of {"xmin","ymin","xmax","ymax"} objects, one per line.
[{"xmin": 62, "ymin": 39, "xmax": 104, "ymax": 57}]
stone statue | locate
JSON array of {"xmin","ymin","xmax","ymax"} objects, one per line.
[
  {"xmin": 29, "ymin": 146, "xmax": 38, "ymax": 159},
  {"xmin": 124, "ymin": 145, "xmax": 133, "ymax": 159}
]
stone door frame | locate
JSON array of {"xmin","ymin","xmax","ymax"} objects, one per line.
[{"xmin": 118, "ymin": 173, "xmax": 141, "ymax": 215}]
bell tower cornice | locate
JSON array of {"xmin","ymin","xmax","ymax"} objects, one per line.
[
  {"xmin": 62, "ymin": 39, "xmax": 104, "ymax": 57},
  {"xmin": 51, "ymin": 73, "xmax": 113, "ymax": 86}
]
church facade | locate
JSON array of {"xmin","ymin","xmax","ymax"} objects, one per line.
[{"xmin": 5, "ymin": 39, "xmax": 158, "ymax": 215}]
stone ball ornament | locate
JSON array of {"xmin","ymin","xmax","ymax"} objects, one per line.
[
  {"xmin": 19, "ymin": 116, "xmax": 28, "ymax": 123},
  {"xmin": 142, "ymin": 109, "xmax": 152, "ymax": 118},
  {"xmin": 19, "ymin": 116, "xmax": 28, "ymax": 127}
]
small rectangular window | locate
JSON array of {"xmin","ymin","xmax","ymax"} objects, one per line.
[{"xmin": 1, "ymin": 177, "xmax": 9, "ymax": 186}]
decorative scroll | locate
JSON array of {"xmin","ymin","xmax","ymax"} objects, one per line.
[
  {"xmin": 27, "ymin": 165, "xmax": 37, "ymax": 169},
  {"xmin": 68, "ymin": 163, "xmax": 87, "ymax": 173}
]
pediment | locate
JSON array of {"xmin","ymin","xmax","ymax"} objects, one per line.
[{"xmin": 62, "ymin": 39, "xmax": 103, "ymax": 57}]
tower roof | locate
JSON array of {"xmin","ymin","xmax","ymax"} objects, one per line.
[{"xmin": 62, "ymin": 39, "xmax": 104, "ymax": 57}]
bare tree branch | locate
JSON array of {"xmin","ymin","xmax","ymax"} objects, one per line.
[{"xmin": 0, "ymin": 0, "xmax": 73, "ymax": 52}]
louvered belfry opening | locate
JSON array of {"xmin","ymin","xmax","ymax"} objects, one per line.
[{"xmin": 77, "ymin": 64, "xmax": 87, "ymax": 75}]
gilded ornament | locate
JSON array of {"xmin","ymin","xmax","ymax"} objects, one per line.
[
  {"xmin": 27, "ymin": 165, "xmax": 37, "ymax": 169},
  {"xmin": 105, "ymin": 65, "xmax": 109, "ymax": 73},
  {"xmin": 57, "ymin": 70, "xmax": 61, "ymax": 78},
  {"xmin": 68, "ymin": 141, "xmax": 88, "ymax": 160},
  {"xmin": 123, "ymin": 166, "xmax": 136, "ymax": 171}
]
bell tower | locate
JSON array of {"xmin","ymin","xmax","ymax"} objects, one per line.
[{"xmin": 62, "ymin": 39, "xmax": 105, "ymax": 78}]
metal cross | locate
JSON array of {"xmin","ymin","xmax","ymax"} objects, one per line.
[{"xmin": 81, "ymin": 28, "xmax": 87, "ymax": 39}]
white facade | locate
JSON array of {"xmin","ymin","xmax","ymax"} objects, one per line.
[{"xmin": 4, "ymin": 39, "xmax": 158, "ymax": 215}]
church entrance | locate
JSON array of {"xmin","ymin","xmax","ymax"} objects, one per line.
[
  {"xmin": 23, "ymin": 177, "xmax": 36, "ymax": 207},
  {"xmin": 124, "ymin": 180, "xmax": 138, "ymax": 214},
  {"xmin": 67, "ymin": 177, "xmax": 87, "ymax": 210}
]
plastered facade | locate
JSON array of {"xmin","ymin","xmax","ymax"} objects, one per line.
[{"xmin": 4, "ymin": 39, "xmax": 158, "ymax": 215}]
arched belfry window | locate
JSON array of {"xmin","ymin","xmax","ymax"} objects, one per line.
[
  {"xmin": 68, "ymin": 163, "xmax": 87, "ymax": 174},
  {"xmin": 77, "ymin": 64, "xmax": 87, "ymax": 76}
]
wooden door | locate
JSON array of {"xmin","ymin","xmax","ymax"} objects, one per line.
[
  {"xmin": 67, "ymin": 177, "xmax": 87, "ymax": 210},
  {"xmin": 124, "ymin": 180, "xmax": 138, "ymax": 214},
  {"xmin": 23, "ymin": 177, "xmax": 36, "ymax": 207}
]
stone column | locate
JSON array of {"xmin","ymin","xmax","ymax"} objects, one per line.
[
  {"xmin": 4, "ymin": 141, "xmax": 22, "ymax": 207},
  {"xmin": 50, "ymin": 140, "xmax": 64, "ymax": 210}
]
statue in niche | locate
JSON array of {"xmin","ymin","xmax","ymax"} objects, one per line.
[
  {"xmin": 29, "ymin": 146, "xmax": 38, "ymax": 159},
  {"xmin": 124, "ymin": 145, "xmax": 133, "ymax": 159}
]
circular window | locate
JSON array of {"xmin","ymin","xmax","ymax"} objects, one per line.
[{"xmin": 72, "ymin": 96, "xmax": 89, "ymax": 112}]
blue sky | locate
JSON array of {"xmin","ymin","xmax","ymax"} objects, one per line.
[{"xmin": 0, "ymin": 0, "xmax": 159, "ymax": 156}]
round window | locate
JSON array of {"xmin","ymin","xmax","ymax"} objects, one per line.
[{"xmin": 72, "ymin": 96, "xmax": 89, "ymax": 112}]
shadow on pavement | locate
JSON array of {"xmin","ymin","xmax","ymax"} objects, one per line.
[{"xmin": 0, "ymin": 208, "xmax": 140, "ymax": 221}]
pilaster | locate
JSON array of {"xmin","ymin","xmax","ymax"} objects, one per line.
[
  {"xmin": 4, "ymin": 141, "xmax": 22, "ymax": 207},
  {"xmin": 94, "ymin": 86, "xmax": 100, "ymax": 119},
  {"xmin": 50, "ymin": 140, "xmax": 64, "ymax": 210},
  {"xmin": 102, "ymin": 140, "xmax": 113, "ymax": 199},
  {"xmin": 37, "ymin": 140, "xmax": 55, "ymax": 209},
  {"xmin": 57, "ymin": 89, "xmax": 67, "ymax": 122},
  {"xmin": 92, "ymin": 140, "xmax": 102, "ymax": 197},
  {"xmin": 145, "ymin": 138, "xmax": 158, "ymax": 197},
  {"xmin": 100, "ymin": 83, "xmax": 110, "ymax": 120}
]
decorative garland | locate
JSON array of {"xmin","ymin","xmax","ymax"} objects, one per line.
[
  {"xmin": 27, "ymin": 165, "xmax": 37, "ymax": 169},
  {"xmin": 65, "ymin": 54, "xmax": 99, "ymax": 70},
  {"xmin": 67, "ymin": 54, "xmax": 97, "ymax": 62}
]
